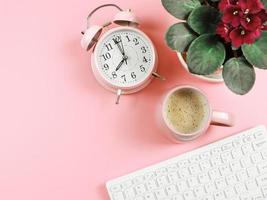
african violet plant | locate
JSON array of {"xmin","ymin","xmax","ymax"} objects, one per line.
[{"xmin": 162, "ymin": 0, "xmax": 267, "ymax": 95}]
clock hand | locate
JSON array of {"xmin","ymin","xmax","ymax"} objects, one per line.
[
  {"xmin": 115, "ymin": 58, "xmax": 126, "ymax": 72},
  {"xmin": 113, "ymin": 37, "xmax": 128, "ymax": 65},
  {"xmin": 119, "ymin": 36, "xmax": 128, "ymax": 65},
  {"xmin": 113, "ymin": 38, "xmax": 124, "ymax": 56}
]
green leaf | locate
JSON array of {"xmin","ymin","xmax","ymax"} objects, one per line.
[
  {"xmin": 187, "ymin": 34, "xmax": 226, "ymax": 75},
  {"xmin": 165, "ymin": 23, "xmax": 198, "ymax": 52},
  {"xmin": 187, "ymin": 5, "xmax": 222, "ymax": 34},
  {"xmin": 242, "ymin": 31, "xmax": 267, "ymax": 69},
  {"xmin": 161, "ymin": 0, "xmax": 201, "ymax": 20},
  {"xmin": 261, "ymin": 0, "xmax": 267, "ymax": 9},
  {"xmin": 223, "ymin": 57, "xmax": 255, "ymax": 95}
]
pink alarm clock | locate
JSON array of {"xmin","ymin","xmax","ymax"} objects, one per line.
[{"xmin": 81, "ymin": 4, "xmax": 162, "ymax": 104}]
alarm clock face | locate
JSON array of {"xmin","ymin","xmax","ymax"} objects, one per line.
[{"xmin": 94, "ymin": 27, "xmax": 156, "ymax": 88}]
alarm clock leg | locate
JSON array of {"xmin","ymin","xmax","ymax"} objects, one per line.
[
  {"xmin": 115, "ymin": 89, "xmax": 122, "ymax": 105},
  {"xmin": 152, "ymin": 72, "xmax": 165, "ymax": 81}
]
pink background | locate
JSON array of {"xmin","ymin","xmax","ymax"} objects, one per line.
[{"xmin": 0, "ymin": 0, "xmax": 267, "ymax": 199}]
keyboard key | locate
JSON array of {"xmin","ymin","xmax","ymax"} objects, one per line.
[
  {"xmin": 256, "ymin": 174, "xmax": 267, "ymax": 185},
  {"xmin": 189, "ymin": 155, "xmax": 200, "ymax": 163},
  {"xmin": 254, "ymin": 130, "xmax": 266, "ymax": 140},
  {"xmin": 215, "ymin": 178, "xmax": 227, "ymax": 189},
  {"xmin": 135, "ymin": 184, "xmax": 146, "ymax": 195},
  {"xmin": 111, "ymin": 184, "xmax": 121, "ymax": 192},
  {"xmin": 165, "ymin": 184, "xmax": 177, "ymax": 196},
  {"xmin": 213, "ymin": 191, "xmax": 225, "ymax": 200},
  {"xmin": 257, "ymin": 162, "xmax": 267, "ymax": 174},
  {"xmin": 146, "ymin": 179, "xmax": 157, "ymax": 190},
  {"xmin": 205, "ymin": 182, "xmax": 216, "ymax": 193},
  {"xmin": 241, "ymin": 157, "xmax": 253, "ymax": 168},
  {"xmin": 201, "ymin": 195, "xmax": 214, "ymax": 200},
  {"xmin": 229, "ymin": 161, "xmax": 242, "ymax": 171},
  {"xmin": 145, "ymin": 172, "xmax": 155, "ymax": 180},
  {"xmin": 231, "ymin": 147, "xmax": 243, "ymax": 159},
  {"xmin": 219, "ymin": 164, "xmax": 231, "ymax": 176},
  {"xmin": 237, "ymin": 169, "xmax": 248, "ymax": 181},
  {"xmin": 200, "ymin": 151, "xmax": 210, "ymax": 160},
  {"xmin": 246, "ymin": 166, "xmax": 258, "ymax": 178},
  {"xmin": 178, "ymin": 168, "xmax": 190, "ymax": 179},
  {"xmin": 253, "ymin": 139, "xmax": 267, "ymax": 150},
  {"xmin": 187, "ymin": 176, "xmax": 198, "ymax": 187},
  {"xmin": 222, "ymin": 142, "xmax": 233, "ymax": 151},
  {"xmin": 113, "ymin": 192, "xmax": 124, "ymax": 200},
  {"xmin": 262, "ymin": 185, "xmax": 267, "ymax": 197},
  {"xmin": 262, "ymin": 149, "xmax": 267, "ymax": 159},
  {"xmin": 134, "ymin": 176, "xmax": 144, "ymax": 184},
  {"xmin": 245, "ymin": 179, "xmax": 258, "ymax": 190},
  {"xmin": 224, "ymin": 186, "xmax": 236, "ymax": 198},
  {"xmin": 200, "ymin": 160, "xmax": 211, "ymax": 171},
  {"xmin": 176, "ymin": 180, "xmax": 188, "ymax": 192},
  {"xmin": 124, "ymin": 188, "xmax": 136, "ymax": 199},
  {"xmin": 211, "ymin": 156, "xmax": 222, "ymax": 166},
  {"xmin": 183, "ymin": 190, "xmax": 194, "ymax": 200},
  {"xmin": 251, "ymin": 152, "xmax": 263, "ymax": 164},
  {"xmin": 221, "ymin": 151, "xmax": 233, "ymax": 163},
  {"xmin": 154, "ymin": 189, "xmax": 166, "ymax": 199},
  {"xmin": 211, "ymin": 147, "xmax": 221, "ymax": 155},
  {"xmin": 242, "ymin": 144, "xmax": 254, "ymax": 154},
  {"xmin": 209, "ymin": 168, "xmax": 220, "ymax": 179},
  {"xmin": 156, "ymin": 168, "xmax": 167, "ymax": 176},
  {"xmin": 226, "ymin": 174, "xmax": 238, "ymax": 185},
  {"xmin": 144, "ymin": 192, "xmax": 155, "ymax": 200},
  {"xmin": 235, "ymin": 183, "xmax": 247, "ymax": 194},
  {"xmin": 194, "ymin": 186, "xmax": 205, "ymax": 198},
  {"xmin": 167, "ymin": 172, "xmax": 179, "ymax": 183},
  {"xmin": 172, "ymin": 194, "xmax": 183, "ymax": 200},
  {"xmin": 188, "ymin": 164, "xmax": 201, "ymax": 175},
  {"xmin": 178, "ymin": 160, "xmax": 189, "ymax": 168},
  {"xmin": 198, "ymin": 172, "xmax": 210, "ymax": 184},
  {"xmin": 167, "ymin": 164, "xmax": 178, "ymax": 172},
  {"xmin": 135, "ymin": 196, "xmax": 144, "ymax": 200},
  {"xmin": 121, "ymin": 180, "xmax": 133, "ymax": 189},
  {"xmin": 157, "ymin": 176, "xmax": 168, "ymax": 186}
]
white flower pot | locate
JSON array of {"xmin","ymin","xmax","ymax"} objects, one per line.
[{"xmin": 177, "ymin": 52, "xmax": 224, "ymax": 83}]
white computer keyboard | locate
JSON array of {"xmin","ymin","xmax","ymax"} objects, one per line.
[{"xmin": 106, "ymin": 126, "xmax": 267, "ymax": 200}]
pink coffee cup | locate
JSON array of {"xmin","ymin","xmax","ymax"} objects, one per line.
[{"xmin": 160, "ymin": 85, "xmax": 234, "ymax": 142}]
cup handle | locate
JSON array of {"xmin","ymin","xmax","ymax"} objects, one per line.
[{"xmin": 211, "ymin": 111, "xmax": 235, "ymax": 127}]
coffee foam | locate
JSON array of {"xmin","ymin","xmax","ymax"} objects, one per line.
[{"xmin": 164, "ymin": 88, "xmax": 209, "ymax": 134}]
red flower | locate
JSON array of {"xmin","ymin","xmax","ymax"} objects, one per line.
[
  {"xmin": 219, "ymin": 0, "xmax": 238, "ymax": 11},
  {"xmin": 239, "ymin": 0, "xmax": 264, "ymax": 14},
  {"xmin": 240, "ymin": 14, "xmax": 262, "ymax": 31},
  {"xmin": 217, "ymin": 0, "xmax": 267, "ymax": 47},
  {"xmin": 229, "ymin": 27, "xmax": 260, "ymax": 47},
  {"xmin": 222, "ymin": 5, "xmax": 242, "ymax": 27},
  {"xmin": 216, "ymin": 22, "xmax": 233, "ymax": 42}
]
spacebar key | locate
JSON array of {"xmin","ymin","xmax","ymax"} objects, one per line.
[{"xmin": 257, "ymin": 174, "xmax": 267, "ymax": 186}]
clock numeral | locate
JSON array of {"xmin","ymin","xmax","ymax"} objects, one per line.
[
  {"xmin": 143, "ymin": 56, "xmax": 148, "ymax": 63},
  {"xmin": 105, "ymin": 43, "xmax": 113, "ymax": 51},
  {"xmin": 101, "ymin": 52, "xmax": 111, "ymax": 61},
  {"xmin": 103, "ymin": 64, "xmax": 109, "ymax": 70},
  {"xmin": 131, "ymin": 72, "xmax": 137, "ymax": 79},
  {"xmin": 133, "ymin": 38, "xmax": 139, "ymax": 45},
  {"xmin": 121, "ymin": 74, "xmax": 126, "ymax": 82},
  {"xmin": 126, "ymin": 35, "xmax": 131, "ymax": 42},
  {"xmin": 141, "ymin": 46, "xmax": 147, "ymax": 53},
  {"xmin": 112, "ymin": 71, "xmax": 117, "ymax": 79},
  {"xmin": 140, "ymin": 65, "xmax": 146, "ymax": 72},
  {"xmin": 113, "ymin": 36, "xmax": 121, "ymax": 44}
]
